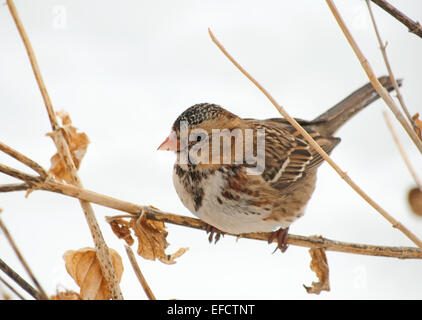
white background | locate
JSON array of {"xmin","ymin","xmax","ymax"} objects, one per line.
[{"xmin": 0, "ymin": 0, "xmax": 421, "ymax": 299}]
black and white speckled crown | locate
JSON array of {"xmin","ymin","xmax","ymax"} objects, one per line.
[{"xmin": 172, "ymin": 103, "xmax": 224, "ymax": 130}]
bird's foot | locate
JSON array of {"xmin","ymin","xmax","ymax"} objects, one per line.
[
  {"xmin": 205, "ymin": 224, "xmax": 225, "ymax": 244},
  {"xmin": 268, "ymin": 227, "xmax": 289, "ymax": 253}
]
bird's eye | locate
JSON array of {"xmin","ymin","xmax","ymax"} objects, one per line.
[{"xmin": 195, "ymin": 133, "xmax": 207, "ymax": 142}]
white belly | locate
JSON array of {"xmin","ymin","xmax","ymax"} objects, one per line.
[{"xmin": 173, "ymin": 166, "xmax": 280, "ymax": 234}]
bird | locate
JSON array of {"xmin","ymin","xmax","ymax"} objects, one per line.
[{"xmin": 158, "ymin": 76, "xmax": 397, "ymax": 252}]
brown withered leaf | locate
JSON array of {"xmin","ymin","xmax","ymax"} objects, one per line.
[
  {"xmin": 63, "ymin": 247, "xmax": 123, "ymax": 300},
  {"xmin": 131, "ymin": 213, "xmax": 188, "ymax": 264},
  {"xmin": 158, "ymin": 247, "xmax": 190, "ymax": 265},
  {"xmin": 132, "ymin": 214, "xmax": 168, "ymax": 260},
  {"xmin": 408, "ymin": 187, "xmax": 422, "ymax": 217},
  {"xmin": 47, "ymin": 110, "xmax": 90, "ymax": 183},
  {"xmin": 50, "ymin": 290, "xmax": 81, "ymax": 300},
  {"xmin": 412, "ymin": 113, "xmax": 422, "ymax": 139},
  {"xmin": 109, "ymin": 218, "xmax": 135, "ymax": 246},
  {"xmin": 304, "ymin": 247, "xmax": 330, "ymax": 295}
]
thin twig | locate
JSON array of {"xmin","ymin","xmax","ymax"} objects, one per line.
[
  {"xmin": 124, "ymin": 211, "xmax": 422, "ymax": 259},
  {"xmin": 325, "ymin": 0, "xmax": 422, "ymax": 154},
  {"xmin": 207, "ymin": 28, "xmax": 422, "ymax": 248},
  {"xmin": 0, "ymin": 217, "xmax": 48, "ymax": 299},
  {"xmin": 0, "ymin": 258, "xmax": 42, "ymax": 300},
  {"xmin": 0, "ymin": 142, "xmax": 47, "ymax": 179},
  {"xmin": 383, "ymin": 111, "xmax": 422, "ymax": 191},
  {"xmin": 366, "ymin": 0, "xmax": 416, "ymax": 132},
  {"xmin": 124, "ymin": 246, "xmax": 156, "ymax": 300},
  {"xmin": 6, "ymin": 0, "xmax": 57, "ymax": 129},
  {"xmin": 369, "ymin": 0, "xmax": 422, "ymax": 39},
  {"xmin": 0, "ymin": 275, "xmax": 26, "ymax": 300},
  {"xmin": 0, "ymin": 183, "xmax": 30, "ymax": 193},
  {"xmin": 6, "ymin": 0, "xmax": 123, "ymax": 300},
  {"xmin": 0, "ymin": 163, "xmax": 41, "ymax": 184}
]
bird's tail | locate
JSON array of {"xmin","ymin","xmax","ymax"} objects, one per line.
[{"xmin": 312, "ymin": 76, "xmax": 400, "ymax": 136}]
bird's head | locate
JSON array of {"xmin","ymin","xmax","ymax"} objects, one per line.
[{"xmin": 158, "ymin": 103, "xmax": 240, "ymax": 153}]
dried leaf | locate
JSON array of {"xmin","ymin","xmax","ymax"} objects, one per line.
[
  {"xmin": 109, "ymin": 218, "xmax": 134, "ymax": 246},
  {"xmin": 304, "ymin": 247, "xmax": 330, "ymax": 294},
  {"xmin": 63, "ymin": 247, "xmax": 123, "ymax": 300},
  {"xmin": 412, "ymin": 113, "xmax": 422, "ymax": 139},
  {"xmin": 132, "ymin": 214, "xmax": 168, "ymax": 260},
  {"xmin": 158, "ymin": 247, "xmax": 189, "ymax": 265},
  {"xmin": 408, "ymin": 187, "xmax": 422, "ymax": 217},
  {"xmin": 47, "ymin": 110, "xmax": 90, "ymax": 183},
  {"xmin": 131, "ymin": 214, "xmax": 188, "ymax": 263},
  {"xmin": 51, "ymin": 290, "xmax": 81, "ymax": 300}
]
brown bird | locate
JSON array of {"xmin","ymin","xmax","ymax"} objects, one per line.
[{"xmin": 158, "ymin": 76, "xmax": 397, "ymax": 252}]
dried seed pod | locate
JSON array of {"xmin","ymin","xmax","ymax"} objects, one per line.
[{"xmin": 63, "ymin": 247, "xmax": 123, "ymax": 300}]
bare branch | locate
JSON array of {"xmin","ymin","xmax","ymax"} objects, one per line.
[
  {"xmin": 0, "ymin": 258, "xmax": 42, "ymax": 300},
  {"xmin": 1, "ymin": 161, "xmax": 421, "ymax": 259},
  {"xmin": 383, "ymin": 111, "xmax": 422, "ymax": 190},
  {"xmin": 207, "ymin": 28, "xmax": 422, "ymax": 248},
  {"xmin": 140, "ymin": 209, "xmax": 422, "ymax": 259},
  {"xmin": 0, "ymin": 183, "xmax": 30, "ymax": 193},
  {"xmin": 0, "ymin": 217, "xmax": 48, "ymax": 299},
  {"xmin": 6, "ymin": 0, "xmax": 123, "ymax": 300},
  {"xmin": 366, "ymin": 0, "xmax": 416, "ymax": 132},
  {"xmin": 0, "ymin": 163, "xmax": 41, "ymax": 184},
  {"xmin": 0, "ymin": 274, "xmax": 26, "ymax": 300},
  {"xmin": 325, "ymin": 0, "xmax": 422, "ymax": 154},
  {"xmin": 0, "ymin": 142, "xmax": 47, "ymax": 179},
  {"xmin": 124, "ymin": 246, "xmax": 156, "ymax": 300},
  {"xmin": 6, "ymin": 1, "xmax": 57, "ymax": 129},
  {"xmin": 369, "ymin": 0, "xmax": 422, "ymax": 39}
]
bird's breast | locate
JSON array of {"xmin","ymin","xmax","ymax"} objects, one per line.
[{"xmin": 172, "ymin": 164, "xmax": 278, "ymax": 234}]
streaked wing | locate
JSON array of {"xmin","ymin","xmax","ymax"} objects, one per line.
[{"xmin": 249, "ymin": 119, "xmax": 340, "ymax": 189}]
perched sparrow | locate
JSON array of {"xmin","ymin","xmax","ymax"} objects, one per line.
[{"xmin": 158, "ymin": 76, "xmax": 396, "ymax": 251}]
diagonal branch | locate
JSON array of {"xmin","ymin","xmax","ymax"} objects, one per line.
[
  {"xmin": 124, "ymin": 245, "xmax": 156, "ymax": 300},
  {"xmin": 0, "ymin": 183, "xmax": 30, "ymax": 193},
  {"xmin": 0, "ymin": 258, "xmax": 42, "ymax": 300},
  {"xmin": 383, "ymin": 111, "xmax": 422, "ymax": 191},
  {"xmin": 0, "ymin": 142, "xmax": 47, "ymax": 179},
  {"xmin": 0, "ymin": 274, "xmax": 26, "ymax": 300},
  {"xmin": 6, "ymin": 0, "xmax": 123, "ymax": 300},
  {"xmin": 0, "ymin": 163, "xmax": 41, "ymax": 184},
  {"xmin": 0, "ymin": 217, "xmax": 48, "ymax": 299},
  {"xmin": 207, "ymin": 28, "xmax": 422, "ymax": 248},
  {"xmin": 366, "ymin": 0, "xmax": 416, "ymax": 132},
  {"xmin": 369, "ymin": 0, "xmax": 422, "ymax": 39},
  {"xmin": 325, "ymin": 0, "xmax": 422, "ymax": 154}
]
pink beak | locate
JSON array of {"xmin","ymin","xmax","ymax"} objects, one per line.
[{"xmin": 157, "ymin": 131, "xmax": 179, "ymax": 151}]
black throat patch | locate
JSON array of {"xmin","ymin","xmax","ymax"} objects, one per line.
[{"xmin": 175, "ymin": 164, "xmax": 208, "ymax": 211}]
